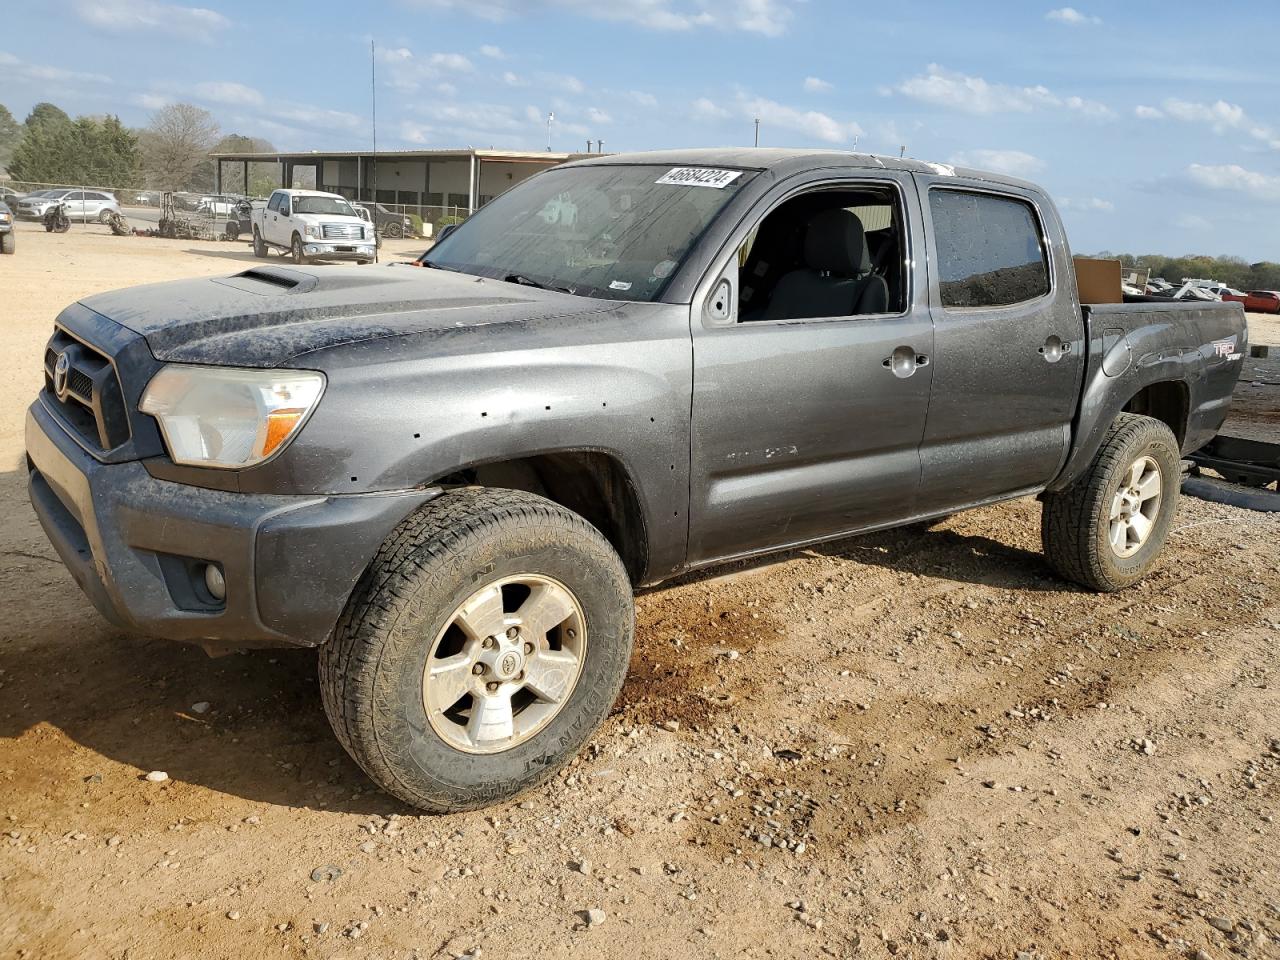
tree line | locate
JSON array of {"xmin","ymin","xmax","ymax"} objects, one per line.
[
  {"xmin": 0, "ymin": 100, "xmax": 278, "ymax": 195},
  {"xmin": 1096, "ymin": 251, "xmax": 1280, "ymax": 292}
]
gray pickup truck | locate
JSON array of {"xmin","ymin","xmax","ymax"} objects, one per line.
[{"xmin": 25, "ymin": 149, "xmax": 1246, "ymax": 811}]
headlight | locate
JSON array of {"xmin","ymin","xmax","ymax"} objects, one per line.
[
  {"xmin": 139, "ymin": 365, "xmax": 325, "ymax": 469},
  {"xmin": 304, "ymin": 223, "xmax": 323, "ymax": 239}
]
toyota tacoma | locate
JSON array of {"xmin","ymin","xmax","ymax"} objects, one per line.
[{"xmin": 26, "ymin": 149, "xmax": 1246, "ymax": 812}]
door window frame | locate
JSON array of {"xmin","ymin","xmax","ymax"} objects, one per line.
[
  {"xmin": 920, "ymin": 181, "xmax": 1058, "ymax": 314},
  {"xmin": 693, "ymin": 173, "xmax": 917, "ymax": 331}
]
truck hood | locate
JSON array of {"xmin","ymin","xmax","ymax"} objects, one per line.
[{"xmin": 80, "ymin": 265, "xmax": 610, "ymax": 367}]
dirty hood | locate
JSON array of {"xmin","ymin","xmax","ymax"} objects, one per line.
[{"xmin": 80, "ymin": 265, "xmax": 607, "ymax": 368}]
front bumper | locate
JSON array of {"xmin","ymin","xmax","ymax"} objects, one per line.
[
  {"xmin": 303, "ymin": 241, "xmax": 376, "ymax": 260},
  {"xmin": 26, "ymin": 399, "xmax": 437, "ymax": 650}
]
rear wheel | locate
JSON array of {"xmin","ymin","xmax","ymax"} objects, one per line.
[
  {"xmin": 319, "ymin": 488, "xmax": 634, "ymax": 812},
  {"xmin": 97, "ymin": 209, "xmax": 113, "ymax": 224},
  {"xmin": 0, "ymin": 231, "xmax": 14, "ymax": 254},
  {"xmin": 1041, "ymin": 413, "xmax": 1180, "ymax": 592},
  {"xmin": 384, "ymin": 221, "xmax": 404, "ymax": 239},
  {"xmin": 224, "ymin": 222, "xmax": 240, "ymax": 242}
]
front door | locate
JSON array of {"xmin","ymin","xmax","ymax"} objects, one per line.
[
  {"xmin": 687, "ymin": 173, "xmax": 934, "ymax": 565},
  {"xmin": 914, "ymin": 178, "xmax": 1086, "ymax": 507}
]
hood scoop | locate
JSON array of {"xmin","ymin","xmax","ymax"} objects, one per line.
[{"xmin": 212, "ymin": 267, "xmax": 317, "ymax": 295}]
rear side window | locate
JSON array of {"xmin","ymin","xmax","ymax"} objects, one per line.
[{"xmin": 930, "ymin": 190, "xmax": 1050, "ymax": 308}]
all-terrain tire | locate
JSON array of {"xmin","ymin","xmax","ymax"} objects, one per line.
[
  {"xmin": 252, "ymin": 227, "xmax": 266, "ymax": 258},
  {"xmin": 318, "ymin": 488, "xmax": 635, "ymax": 813},
  {"xmin": 0, "ymin": 231, "xmax": 13, "ymax": 254},
  {"xmin": 1041, "ymin": 413, "xmax": 1181, "ymax": 592}
]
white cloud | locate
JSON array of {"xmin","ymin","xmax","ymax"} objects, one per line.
[
  {"xmin": 1143, "ymin": 98, "xmax": 1280, "ymax": 151},
  {"xmin": 402, "ymin": 0, "xmax": 797, "ymax": 35},
  {"xmin": 894, "ymin": 64, "xmax": 1112, "ymax": 117},
  {"xmin": 132, "ymin": 92, "xmax": 174, "ymax": 110},
  {"xmin": 627, "ymin": 90, "xmax": 659, "ymax": 107},
  {"xmin": 380, "ymin": 49, "xmax": 475, "ymax": 92},
  {"xmin": 738, "ymin": 94, "xmax": 862, "ymax": 144},
  {"xmin": 586, "ymin": 107, "xmax": 613, "ymax": 125},
  {"xmin": 803, "ymin": 76, "xmax": 832, "ymax": 93},
  {"xmin": 271, "ymin": 104, "xmax": 364, "ymax": 132},
  {"xmin": 949, "ymin": 149, "xmax": 1044, "ymax": 177},
  {"xmin": 1058, "ymin": 196, "xmax": 1115, "ymax": 212},
  {"xmin": 1046, "ymin": 7, "xmax": 1101, "ymax": 25},
  {"xmin": 73, "ymin": 0, "xmax": 230, "ymax": 39},
  {"xmin": 538, "ymin": 72, "xmax": 585, "ymax": 94},
  {"xmin": 0, "ymin": 51, "xmax": 112, "ymax": 86},
  {"xmin": 1187, "ymin": 163, "xmax": 1280, "ymax": 202},
  {"xmin": 502, "ymin": 71, "xmax": 526, "ymax": 87},
  {"xmin": 691, "ymin": 97, "xmax": 730, "ymax": 120},
  {"xmin": 194, "ymin": 81, "xmax": 264, "ymax": 107},
  {"xmin": 480, "ymin": 44, "xmax": 504, "ymax": 58},
  {"xmin": 1134, "ymin": 104, "xmax": 1164, "ymax": 119}
]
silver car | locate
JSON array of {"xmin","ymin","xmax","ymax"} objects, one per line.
[{"xmin": 17, "ymin": 189, "xmax": 122, "ymax": 222}]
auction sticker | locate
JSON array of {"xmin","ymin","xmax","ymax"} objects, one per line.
[{"xmin": 656, "ymin": 168, "xmax": 743, "ymax": 189}]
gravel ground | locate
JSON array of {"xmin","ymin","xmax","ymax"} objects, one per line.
[{"xmin": 1, "ymin": 223, "xmax": 1277, "ymax": 960}]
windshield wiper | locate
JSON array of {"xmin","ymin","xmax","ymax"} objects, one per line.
[
  {"xmin": 504, "ymin": 273, "xmax": 574, "ymax": 294},
  {"xmin": 420, "ymin": 258, "xmax": 461, "ymax": 272}
]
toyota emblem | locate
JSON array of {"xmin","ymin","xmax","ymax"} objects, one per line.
[{"xmin": 53, "ymin": 352, "xmax": 70, "ymax": 400}]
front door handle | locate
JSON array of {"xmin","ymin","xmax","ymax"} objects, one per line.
[{"xmin": 882, "ymin": 345, "xmax": 929, "ymax": 379}]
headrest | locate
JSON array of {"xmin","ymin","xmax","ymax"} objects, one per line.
[{"xmin": 803, "ymin": 208, "xmax": 870, "ymax": 276}]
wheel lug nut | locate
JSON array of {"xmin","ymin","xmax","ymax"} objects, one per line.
[
  {"xmin": 486, "ymin": 682, "xmax": 499, "ymax": 693},
  {"xmin": 472, "ymin": 663, "xmax": 485, "ymax": 675},
  {"xmin": 566, "ymin": 628, "xmax": 577, "ymax": 639},
  {"xmin": 482, "ymin": 636, "xmax": 495, "ymax": 649},
  {"xmin": 523, "ymin": 642, "xmax": 534, "ymax": 654},
  {"xmin": 516, "ymin": 671, "xmax": 525, "ymax": 682},
  {"xmin": 506, "ymin": 626, "xmax": 520, "ymax": 640}
]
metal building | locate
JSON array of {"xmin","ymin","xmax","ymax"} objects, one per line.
[{"xmin": 209, "ymin": 147, "xmax": 574, "ymax": 214}]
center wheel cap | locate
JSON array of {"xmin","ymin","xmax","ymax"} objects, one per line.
[{"xmin": 495, "ymin": 650, "xmax": 524, "ymax": 681}]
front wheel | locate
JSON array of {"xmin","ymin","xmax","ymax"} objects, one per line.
[
  {"xmin": 97, "ymin": 209, "xmax": 113, "ymax": 224},
  {"xmin": 319, "ymin": 488, "xmax": 635, "ymax": 812},
  {"xmin": 0, "ymin": 231, "xmax": 13, "ymax": 254},
  {"xmin": 290, "ymin": 232, "xmax": 306, "ymax": 265},
  {"xmin": 1041, "ymin": 413, "xmax": 1181, "ymax": 592},
  {"xmin": 252, "ymin": 227, "xmax": 266, "ymax": 257}
]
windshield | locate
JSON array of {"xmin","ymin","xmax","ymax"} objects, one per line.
[
  {"xmin": 293, "ymin": 196, "xmax": 358, "ymax": 217},
  {"xmin": 424, "ymin": 164, "xmax": 755, "ymax": 301}
]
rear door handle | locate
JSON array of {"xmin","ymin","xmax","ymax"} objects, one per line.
[
  {"xmin": 882, "ymin": 346, "xmax": 928, "ymax": 378},
  {"xmin": 1039, "ymin": 335, "xmax": 1071, "ymax": 362}
]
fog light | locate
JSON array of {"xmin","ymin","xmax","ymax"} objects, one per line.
[{"xmin": 204, "ymin": 563, "xmax": 226, "ymax": 602}]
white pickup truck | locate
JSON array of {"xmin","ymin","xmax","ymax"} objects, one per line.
[{"xmin": 251, "ymin": 188, "xmax": 377, "ymax": 265}]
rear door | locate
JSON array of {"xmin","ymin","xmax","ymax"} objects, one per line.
[
  {"xmin": 913, "ymin": 177, "xmax": 1085, "ymax": 506},
  {"xmin": 686, "ymin": 171, "xmax": 934, "ymax": 564}
]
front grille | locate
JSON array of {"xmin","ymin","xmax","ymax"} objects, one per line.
[
  {"xmin": 322, "ymin": 223, "xmax": 363, "ymax": 241},
  {"xmin": 42, "ymin": 329, "xmax": 130, "ymax": 451}
]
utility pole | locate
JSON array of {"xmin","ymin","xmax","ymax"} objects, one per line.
[
  {"xmin": 753, "ymin": 118, "xmax": 760, "ymax": 147},
  {"xmin": 371, "ymin": 39, "xmax": 379, "ymax": 263},
  {"xmin": 899, "ymin": 145, "xmax": 906, "ymax": 158},
  {"xmin": 546, "ymin": 112, "xmax": 554, "ymax": 151}
]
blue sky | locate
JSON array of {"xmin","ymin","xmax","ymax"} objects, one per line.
[{"xmin": 4, "ymin": 0, "xmax": 1279, "ymax": 257}]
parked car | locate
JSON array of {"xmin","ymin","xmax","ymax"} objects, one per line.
[
  {"xmin": 356, "ymin": 202, "xmax": 414, "ymax": 238},
  {"xmin": 16, "ymin": 189, "xmax": 121, "ymax": 223},
  {"xmin": 1223, "ymin": 290, "xmax": 1280, "ymax": 314},
  {"xmin": 195, "ymin": 195, "xmax": 242, "ymax": 218},
  {"xmin": 0, "ymin": 186, "xmax": 21, "ymax": 205},
  {"xmin": 25, "ymin": 149, "xmax": 1247, "ymax": 812},
  {"xmin": 250, "ymin": 188, "xmax": 376, "ymax": 264},
  {"xmin": 0, "ymin": 201, "xmax": 14, "ymax": 254}
]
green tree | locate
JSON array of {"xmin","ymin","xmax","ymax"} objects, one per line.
[
  {"xmin": 24, "ymin": 102, "xmax": 71, "ymax": 130},
  {"xmin": 7, "ymin": 109, "xmax": 140, "ymax": 189},
  {"xmin": 0, "ymin": 104, "xmax": 21, "ymax": 172}
]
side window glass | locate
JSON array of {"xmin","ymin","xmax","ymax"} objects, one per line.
[
  {"xmin": 734, "ymin": 185, "xmax": 907, "ymax": 323},
  {"xmin": 267, "ymin": 193, "xmax": 280, "ymax": 212},
  {"xmin": 930, "ymin": 190, "xmax": 1049, "ymax": 308}
]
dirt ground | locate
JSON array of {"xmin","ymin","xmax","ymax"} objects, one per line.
[{"xmin": 1, "ymin": 222, "xmax": 1277, "ymax": 960}]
